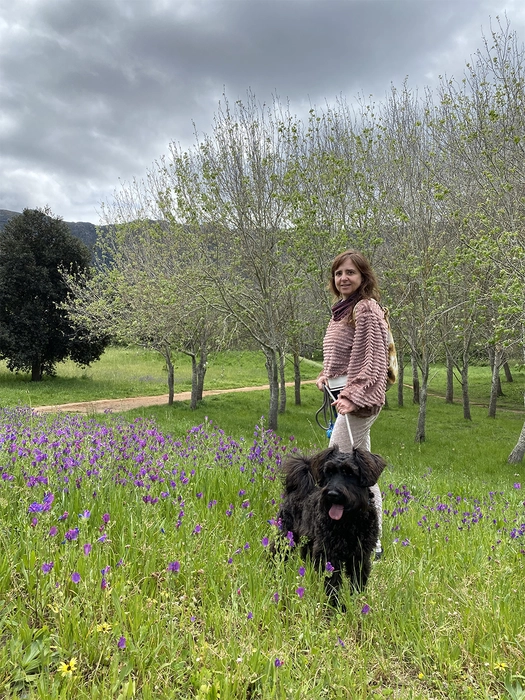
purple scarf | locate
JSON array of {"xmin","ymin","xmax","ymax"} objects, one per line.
[{"xmin": 331, "ymin": 292, "xmax": 360, "ymax": 322}]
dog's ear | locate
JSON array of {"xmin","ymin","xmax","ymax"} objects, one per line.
[
  {"xmin": 352, "ymin": 448, "xmax": 387, "ymax": 487},
  {"xmin": 281, "ymin": 455, "xmax": 316, "ymax": 497}
]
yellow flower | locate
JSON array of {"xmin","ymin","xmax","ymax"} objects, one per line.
[
  {"xmin": 494, "ymin": 661, "xmax": 509, "ymax": 671},
  {"xmin": 58, "ymin": 657, "xmax": 78, "ymax": 678},
  {"xmin": 418, "ymin": 672, "xmax": 424, "ymax": 679},
  {"xmin": 96, "ymin": 622, "xmax": 112, "ymax": 633}
]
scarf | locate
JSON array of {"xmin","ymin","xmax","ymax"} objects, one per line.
[{"xmin": 331, "ymin": 292, "xmax": 360, "ymax": 322}]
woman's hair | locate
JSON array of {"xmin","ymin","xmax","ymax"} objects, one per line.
[{"xmin": 329, "ymin": 249, "xmax": 381, "ymax": 301}]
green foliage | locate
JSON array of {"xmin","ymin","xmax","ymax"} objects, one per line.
[{"xmin": 0, "ymin": 208, "xmax": 108, "ymax": 381}]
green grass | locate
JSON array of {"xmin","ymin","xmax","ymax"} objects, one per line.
[
  {"xmin": 0, "ymin": 348, "xmax": 321, "ymax": 409},
  {"xmin": 0, "ymin": 350, "xmax": 525, "ymax": 698}
]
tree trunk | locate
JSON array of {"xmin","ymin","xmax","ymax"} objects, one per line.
[
  {"xmin": 488, "ymin": 345, "xmax": 503, "ymax": 418},
  {"xmin": 460, "ymin": 360, "xmax": 471, "ymax": 421},
  {"xmin": 488, "ymin": 345, "xmax": 503, "ymax": 398},
  {"xmin": 397, "ymin": 339, "xmax": 404, "ymax": 408},
  {"xmin": 165, "ymin": 351, "xmax": 175, "ymax": 405},
  {"xmin": 502, "ymin": 360, "xmax": 513, "ymax": 383},
  {"xmin": 293, "ymin": 349, "xmax": 301, "ymax": 406},
  {"xmin": 445, "ymin": 352, "xmax": 454, "ymax": 404},
  {"xmin": 264, "ymin": 347, "xmax": 279, "ymax": 431},
  {"xmin": 508, "ymin": 400, "xmax": 525, "ymax": 463},
  {"xmin": 189, "ymin": 353, "xmax": 207, "ymax": 410},
  {"xmin": 31, "ymin": 358, "xmax": 43, "ymax": 382},
  {"xmin": 411, "ymin": 352, "xmax": 420, "ymax": 405},
  {"xmin": 278, "ymin": 350, "xmax": 286, "ymax": 414},
  {"xmin": 415, "ymin": 355, "xmax": 429, "ymax": 443}
]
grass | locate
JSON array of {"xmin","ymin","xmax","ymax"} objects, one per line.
[
  {"xmin": 0, "ymin": 349, "xmax": 524, "ymax": 698},
  {"xmin": 0, "ymin": 349, "xmax": 321, "ymax": 409}
]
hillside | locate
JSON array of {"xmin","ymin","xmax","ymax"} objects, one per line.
[{"xmin": 0, "ymin": 209, "xmax": 99, "ymax": 249}]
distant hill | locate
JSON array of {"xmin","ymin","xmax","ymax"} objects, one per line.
[{"xmin": 0, "ymin": 209, "xmax": 99, "ymax": 249}]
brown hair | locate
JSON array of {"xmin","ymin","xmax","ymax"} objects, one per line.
[{"xmin": 329, "ymin": 249, "xmax": 381, "ymax": 302}]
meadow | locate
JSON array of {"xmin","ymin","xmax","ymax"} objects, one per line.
[{"xmin": 0, "ymin": 349, "xmax": 524, "ymax": 699}]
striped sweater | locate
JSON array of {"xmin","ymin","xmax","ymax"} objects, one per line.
[{"xmin": 321, "ymin": 298, "xmax": 389, "ymax": 415}]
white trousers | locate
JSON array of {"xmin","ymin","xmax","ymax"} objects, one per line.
[{"xmin": 328, "ymin": 412, "xmax": 382, "ymax": 550}]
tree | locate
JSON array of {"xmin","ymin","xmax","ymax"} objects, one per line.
[{"xmin": 0, "ymin": 208, "xmax": 108, "ymax": 381}]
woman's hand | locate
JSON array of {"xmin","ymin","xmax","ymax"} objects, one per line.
[
  {"xmin": 316, "ymin": 375, "xmax": 328, "ymax": 392},
  {"xmin": 332, "ymin": 397, "xmax": 357, "ymax": 415}
]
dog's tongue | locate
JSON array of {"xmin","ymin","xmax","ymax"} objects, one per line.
[{"xmin": 329, "ymin": 504, "xmax": 344, "ymax": 521}]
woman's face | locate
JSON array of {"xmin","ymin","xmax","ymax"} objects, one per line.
[{"xmin": 333, "ymin": 257, "xmax": 363, "ymax": 299}]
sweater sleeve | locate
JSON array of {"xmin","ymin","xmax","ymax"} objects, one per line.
[{"xmin": 339, "ymin": 299, "xmax": 389, "ymax": 410}]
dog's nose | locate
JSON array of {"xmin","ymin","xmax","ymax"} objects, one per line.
[{"xmin": 327, "ymin": 490, "xmax": 342, "ymax": 502}]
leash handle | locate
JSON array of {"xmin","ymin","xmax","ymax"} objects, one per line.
[{"xmin": 324, "ymin": 384, "xmax": 355, "ymax": 449}]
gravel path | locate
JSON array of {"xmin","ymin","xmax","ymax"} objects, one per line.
[{"xmin": 33, "ymin": 381, "xmax": 317, "ymax": 415}]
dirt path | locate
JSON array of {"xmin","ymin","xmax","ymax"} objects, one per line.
[{"xmin": 33, "ymin": 381, "xmax": 318, "ymax": 415}]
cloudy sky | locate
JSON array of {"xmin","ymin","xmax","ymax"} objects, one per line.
[{"xmin": 1, "ymin": 0, "xmax": 525, "ymax": 223}]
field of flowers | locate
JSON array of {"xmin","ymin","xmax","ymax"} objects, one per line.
[{"xmin": 1, "ymin": 405, "xmax": 525, "ymax": 699}]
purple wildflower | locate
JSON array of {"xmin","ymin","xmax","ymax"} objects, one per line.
[
  {"xmin": 193, "ymin": 524, "xmax": 202, "ymax": 535},
  {"xmin": 275, "ymin": 658, "xmax": 283, "ymax": 667},
  {"xmin": 41, "ymin": 562, "xmax": 54, "ymax": 574},
  {"xmin": 102, "ymin": 513, "xmax": 110, "ymax": 523},
  {"xmin": 71, "ymin": 572, "xmax": 81, "ymax": 584},
  {"xmin": 296, "ymin": 587, "xmax": 305, "ymax": 599},
  {"xmin": 117, "ymin": 636, "xmax": 126, "ymax": 649},
  {"xmin": 167, "ymin": 561, "xmax": 180, "ymax": 573},
  {"xmin": 261, "ymin": 536, "xmax": 269, "ymax": 547},
  {"xmin": 299, "ymin": 566, "xmax": 305, "ymax": 577},
  {"xmin": 325, "ymin": 562, "xmax": 334, "ymax": 573},
  {"xmin": 83, "ymin": 543, "xmax": 92, "ymax": 556},
  {"xmin": 247, "ymin": 612, "xmax": 253, "ymax": 620},
  {"xmin": 49, "ymin": 526, "xmax": 58, "ymax": 537},
  {"xmin": 361, "ymin": 604, "xmax": 371, "ymax": 615},
  {"xmin": 273, "ymin": 592, "xmax": 279, "ymax": 603}
]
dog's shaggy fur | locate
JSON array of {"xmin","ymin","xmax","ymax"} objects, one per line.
[{"xmin": 275, "ymin": 445, "xmax": 386, "ymax": 601}]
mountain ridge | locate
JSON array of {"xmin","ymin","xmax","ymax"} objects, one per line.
[{"xmin": 0, "ymin": 208, "xmax": 99, "ymax": 249}]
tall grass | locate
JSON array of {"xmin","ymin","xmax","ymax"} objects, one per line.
[{"xmin": 0, "ymin": 350, "xmax": 524, "ymax": 698}]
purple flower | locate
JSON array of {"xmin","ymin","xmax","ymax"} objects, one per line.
[
  {"xmin": 361, "ymin": 604, "xmax": 370, "ymax": 615},
  {"xmin": 83, "ymin": 543, "xmax": 92, "ymax": 556},
  {"xmin": 514, "ymin": 483, "xmax": 521, "ymax": 490},
  {"xmin": 117, "ymin": 636, "xmax": 126, "ymax": 649},
  {"xmin": 273, "ymin": 592, "xmax": 279, "ymax": 603},
  {"xmin": 58, "ymin": 511, "xmax": 68, "ymax": 521},
  {"xmin": 296, "ymin": 587, "xmax": 305, "ymax": 599},
  {"xmin": 325, "ymin": 562, "xmax": 334, "ymax": 573},
  {"xmin": 101, "ymin": 578, "xmax": 107, "ymax": 590},
  {"xmin": 275, "ymin": 658, "xmax": 283, "ymax": 667},
  {"xmin": 167, "ymin": 561, "xmax": 180, "ymax": 573},
  {"xmin": 261, "ymin": 536, "xmax": 269, "ymax": 547},
  {"xmin": 79, "ymin": 510, "xmax": 91, "ymax": 518},
  {"xmin": 247, "ymin": 612, "xmax": 253, "ymax": 619},
  {"xmin": 49, "ymin": 526, "xmax": 58, "ymax": 537},
  {"xmin": 41, "ymin": 562, "xmax": 53, "ymax": 574},
  {"xmin": 102, "ymin": 513, "xmax": 110, "ymax": 524},
  {"xmin": 337, "ymin": 637, "xmax": 345, "ymax": 648},
  {"xmin": 193, "ymin": 524, "xmax": 202, "ymax": 535},
  {"xmin": 71, "ymin": 572, "xmax": 81, "ymax": 584},
  {"xmin": 298, "ymin": 566, "xmax": 305, "ymax": 577},
  {"xmin": 401, "ymin": 538, "xmax": 410, "ymax": 546},
  {"xmin": 65, "ymin": 528, "xmax": 79, "ymax": 541},
  {"xmin": 97, "ymin": 534, "xmax": 107, "ymax": 543}
]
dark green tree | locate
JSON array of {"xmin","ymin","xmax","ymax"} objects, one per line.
[{"xmin": 0, "ymin": 207, "xmax": 108, "ymax": 381}]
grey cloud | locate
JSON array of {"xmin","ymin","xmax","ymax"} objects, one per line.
[{"xmin": 0, "ymin": 0, "xmax": 524, "ymax": 221}]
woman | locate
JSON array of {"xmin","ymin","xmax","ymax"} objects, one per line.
[{"xmin": 316, "ymin": 249, "xmax": 389, "ymax": 559}]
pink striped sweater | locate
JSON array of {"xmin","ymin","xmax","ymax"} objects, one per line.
[{"xmin": 321, "ymin": 298, "xmax": 389, "ymax": 415}]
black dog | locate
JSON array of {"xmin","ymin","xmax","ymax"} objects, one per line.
[{"xmin": 275, "ymin": 445, "xmax": 386, "ymax": 601}]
